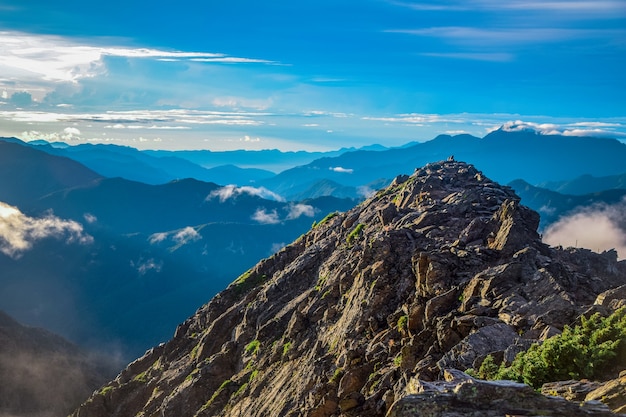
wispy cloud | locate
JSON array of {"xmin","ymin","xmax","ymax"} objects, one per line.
[
  {"xmin": 148, "ymin": 226, "xmax": 201, "ymax": 246},
  {"xmin": 543, "ymin": 198, "xmax": 626, "ymax": 259},
  {"xmin": 330, "ymin": 166, "xmax": 354, "ymax": 174},
  {"xmin": 390, "ymin": 0, "xmax": 626, "ymax": 16},
  {"xmin": 207, "ymin": 185, "xmax": 285, "ymax": 203},
  {"xmin": 420, "ymin": 52, "xmax": 514, "ymax": 62},
  {"xmin": 252, "ymin": 208, "xmax": 280, "ymax": 224},
  {"xmin": 0, "ymin": 31, "xmax": 279, "ymax": 84},
  {"xmin": 0, "ymin": 202, "xmax": 92, "ymax": 258},
  {"xmin": 0, "ymin": 108, "xmax": 269, "ymax": 130},
  {"xmin": 391, "ymin": 27, "xmax": 619, "ymax": 47},
  {"xmin": 173, "ymin": 227, "xmax": 202, "ymax": 245},
  {"xmin": 131, "ymin": 257, "xmax": 163, "ymax": 275}
]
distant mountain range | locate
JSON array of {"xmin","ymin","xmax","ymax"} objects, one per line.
[
  {"xmin": 0, "ymin": 139, "xmax": 355, "ymax": 360},
  {"xmin": 1, "ymin": 128, "xmax": 626, "ymax": 361}
]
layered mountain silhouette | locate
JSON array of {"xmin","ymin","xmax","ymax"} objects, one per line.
[
  {"xmin": 0, "ymin": 140, "xmax": 355, "ymax": 360},
  {"xmin": 256, "ymin": 129, "xmax": 626, "ymax": 200},
  {"xmin": 71, "ymin": 160, "xmax": 626, "ymax": 417}
]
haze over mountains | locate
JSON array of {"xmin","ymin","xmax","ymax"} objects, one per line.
[{"xmin": 1, "ymin": 126, "xmax": 626, "ymax": 361}]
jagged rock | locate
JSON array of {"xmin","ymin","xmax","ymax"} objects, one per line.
[
  {"xmin": 390, "ymin": 369, "xmax": 618, "ymax": 417},
  {"xmin": 542, "ymin": 380, "xmax": 604, "ymax": 402},
  {"xmin": 596, "ymin": 284, "xmax": 626, "ymax": 310},
  {"xmin": 71, "ymin": 161, "xmax": 626, "ymax": 417},
  {"xmin": 586, "ymin": 371, "xmax": 626, "ymax": 413}
]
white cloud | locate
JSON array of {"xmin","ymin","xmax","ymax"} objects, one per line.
[
  {"xmin": 147, "ymin": 227, "xmax": 201, "ymax": 246},
  {"xmin": 148, "ymin": 232, "xmax": 168, "ymax": 245},
  {"xmin": 543, "ymin": 199, "xmax": 626, "ymax": 259},
  {"xmin": 207, "ymin": 185, "xmax": 285, "ymax": 202},
  {"xmin": 495, "ymin": 120, "xmax": 626, "ymax": 138},
  {"xmin": 421, "ymin": 52, "xmax": 514, "ymax": 62},
  {"xmin": 0, "ymin": 31, "xmax": 279, "ymax": 85},
  {"xmin": 131, "ymin": 258, "xmax": 163, "ymax": 275},
  {"xmin": 173, "ymin": 227, "xmax": 202, "ymax": 245},
  {"xmin": 0, "ymin": 202, "xmax": 92, "ymax": 258},
  {"xmin": 392, "ymin": 1, "xmax": 626, "ymax": 16},
  {"xmin": 271, "ymin": 242, "xmax": 286, "ymax": 253},
  {"xmin": 252, "ymin": 208, "xmax": 280, "ymax": 224},
  {"xmin": 330, "ymin": 166, "xmax": 354, "ymax": 174},
  {"xmin": 83, "ymin": 213, "xmax": 97, "ymax": 224},
  {"xmin": 392, "ymin": 27, "xmax": 615, "ymax": 47},
  {"xmin": 357, "ymin": 185, "xmax": 377, "ymax": 198},
  {"xmin": 285, "ymin": 204, "xmax": 316, "ymax": 220}
]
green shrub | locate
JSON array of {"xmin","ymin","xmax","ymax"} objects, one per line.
[
  {"xmin": 245, "ymin": 339, "xmax": 260, "ymax": 355},
  {"xmin": 481, "ymin": 308, "xmax": 626, "ymax": 388}
]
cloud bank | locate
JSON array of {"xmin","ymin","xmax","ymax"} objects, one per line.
[
  {"xmin": 543, "ymin": 198, "xmax": 626, "ymax": 259},
  {"xmin": 493, "ymin": 120, "xmax": 626, "ymax": 138},
  {"xmin": 0, "ymin": 202, "xmax": 92, "ymax": 258}
]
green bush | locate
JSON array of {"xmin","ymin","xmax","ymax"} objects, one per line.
[
  {"xmin": 245, "ymin": 339, "xmax": 260, "ymax": 355},
  {"xmin": 478, "ymin": 308, "xmax": 626, "ymax": 388}
]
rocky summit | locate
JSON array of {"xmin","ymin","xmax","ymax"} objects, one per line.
[{"xmin": 72, "ymin": 160, "xmax": 626, "ymax": 417}]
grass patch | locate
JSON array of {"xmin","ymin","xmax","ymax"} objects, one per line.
[
  {"xmin": 397, "ymin": 315, "xmax": 408, "ymax": 333},
  {"xmin": 346, "ymin": 223, "xmax": 365, "ymax": 245},
  {"xmin": 329, "ymin": 367, "xmax": 344, "ymax": 384},
  {"xmin": 314, "ymin": 212, "xmax": 338, "ymax": 228},
  {"xmin": 282, "ymin": 341, "xmax": 292, "ymax": 357},
  {"xmin": 245, "ymin": 339, "xmax": 261, "ymax": 355},
  {"xmin": 231, "ymin": 270, "xmax": 268, "ymax": 295},
  {"xmin": 133, "ymin": 371, "xmax": 148, "ymax": 383}
]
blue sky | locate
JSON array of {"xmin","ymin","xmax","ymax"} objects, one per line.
[{"xmin": 0, "ymin": 0, "xmax": 625, "ymax": 150}]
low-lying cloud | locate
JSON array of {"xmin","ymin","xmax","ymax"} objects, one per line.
[
  {"xmin": 286, "ymin": 203, "xmax": 315, "ymax": 220},
  {"xmin": 207, "ymin": 185, "xmax": 285, "ymax": 202},
  {"xmin": 330, "ymin": 166, "xmax": 354, "ymax": 174},
  {"xmin": 0, "ymin": 202, "xmax": 92, "ymax": 258},
  {"xmin": 543, "ymin": 198, "xmax": 626, "ymax": 259},
  {"xmin": 251, "ymin": 204, "xmax": 316, "ymax": 225},
  {"xmin": 252, "ymin": 208, "xmax": 281, "ymax": 225},
  {"xmin": 173, "ymin": 227, "xmax": 202, "ymax": 245},
  {"xmin": 148, "ymin": 226, "xmax": 202, "ymax": 246}
]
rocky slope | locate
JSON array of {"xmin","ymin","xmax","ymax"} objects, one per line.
[{"xmin": 72, "ymin": 160, "xmax": 626, "ymax": 417}]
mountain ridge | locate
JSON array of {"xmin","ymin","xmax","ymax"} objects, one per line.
[{"xmin": 71, "ymin": 160, "xmax": 626, "ymax": 417}]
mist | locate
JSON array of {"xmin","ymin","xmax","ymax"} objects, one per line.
[{"xmin": 543, "ymin": 197, "xmax": 626, "ymax": 259}]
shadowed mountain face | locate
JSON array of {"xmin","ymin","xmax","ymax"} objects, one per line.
[
  {"xmin": 71, "ymin": 161, "xmax": 626, "ymax": 417},
  {"xmin": 0, "ymin": 310, "xmax": 117, "ymax": 417},
  {"xmin": 0, "ymin": 140, "xmax": 102, "ymax": 208}
]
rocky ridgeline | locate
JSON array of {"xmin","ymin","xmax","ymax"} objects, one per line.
[{"xmin": 72, "ymin": 161, "xmax": 626, "ymax": 417}]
